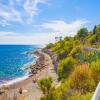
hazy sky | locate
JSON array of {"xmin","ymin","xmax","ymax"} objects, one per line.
[{"xmin": 0, "ymin": 0, "xmax": 100, "ymax": 45}]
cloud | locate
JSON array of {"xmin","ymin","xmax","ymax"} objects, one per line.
[
  {"xmin": 0, "ymin": 1, "xmax": 22, "ymax": 23},
  {"xmin": 0, "ymin": 31, "xmax": 17, "ymax": 36},
  {"xmin": 0, "ymin": 0, "xmax": 47, "ymax": 26},
  {"xmin": 0, "ymin": 31, "xmax": 53, "ymax": 45},
  {"xmin": 40, "ymin": 19, "xmax": 88, "ymax": 36},
  {"xmin": 0, "ymin": 19, "xmax": 88, "ymax": 45},
  {"xmin": 0, "ymin": 20, "xmax": 10, "ymax": 27}
]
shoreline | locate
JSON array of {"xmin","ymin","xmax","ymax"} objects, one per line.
[
  {"xmin": 0, "ymin": 49, "xmax": 58, "ymax": 100},
  {"xmin": 0, "ymin": 75, "xmax": 29, "ymax": 88},
  {"xmin": 0, "ymin": 49, "xmax": 41, "ymax": 88}
]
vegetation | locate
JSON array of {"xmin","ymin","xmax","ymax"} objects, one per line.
[
  {"xmin": 76, "ymin": 28, "xmax": 88, "ymax": 43},
  {"xmin": 37, "ymin": 77, "xmax": 53, "ymax": 99},
  {"xmin": 42, "ymin": 24, "xmax": 100, "ymax": 100},
  {"xmin": 90, "ymin": 59, "xmax": 100, "ymax": 84},
  {"xmin": 69, "ymin": 64, "xmax": 95, "ymax": 93},
  {"xmin": 57, "ymin": 57, "xmax": 76, "ymax": 80},
  {"xmin": 0, "ymin": 25, "xmax": 100, "ymax": 100}
]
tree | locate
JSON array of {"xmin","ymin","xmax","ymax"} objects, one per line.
[
  {"xmin": 77, "ymin": 28, "xmax": 88, "ymax": 42},
  {"xmin": 93, "ymin": 25, "xmax": 97, "ymax": 34},
  {"xmin": 95, "ymin": 25, "xmax": 100, "ymax": 43},
  {"xmin": 92, "ymin": 25, "xmax": 100, "ymax": 43}
]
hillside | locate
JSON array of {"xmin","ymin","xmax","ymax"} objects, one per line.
[
  {"xmin": 41, "ymin": 24, "xmax": 100, "ymax": 100},
  {"xmin": 0, "ymin": 25, "xmax": 100, "ymax": 100}
]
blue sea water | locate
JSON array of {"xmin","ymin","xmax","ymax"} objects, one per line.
[{"xmin": 0, "ymin": 45, "xmax": 40, "ymax": 84}]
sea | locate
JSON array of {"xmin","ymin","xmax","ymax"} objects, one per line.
[{"xmin": 0, "ymin": 45, "xmax": 40, "ymax": 86}]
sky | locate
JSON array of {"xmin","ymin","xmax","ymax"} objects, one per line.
[{"xmin": 0, "ymin": 0, "xmax": 100, "ymax": 45}]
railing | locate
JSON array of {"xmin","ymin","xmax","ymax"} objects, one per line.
[{"xmin": 92, "ymin": 82, "xmax": 100, "ymax": 100}]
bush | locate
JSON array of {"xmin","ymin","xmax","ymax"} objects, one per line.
[
  {"xmin": 40, "ymin": 87, "xmax": 57, "ymax": 100},
  {"xmin": 90, "ymin": 59, "xmax": 100, "ymax": 84},
  {"xmin": 47, "ymin": 80, "xmax": 93, "ymax": 100},
  {"xmin": 69, "ymin": 64, "xmax": 95, "ymax": 93},
  {"xmin": 37, "ymin": 77, "xmax": 58, "ymax": 100},
  {"xmin": 69, "ymin": 46, "xmax": 82, "ymax": 57},
  {"xmin": 51, "ymin": 40, "xmax": 74, "ymax": 60},
  {"xmin": 57, "ymin": 57, "xmax": 76, "ymax": 80},
  {"xmin": 37, "ymin": 77, "xmax": 52, "ymax": 96},
  {"xmin": 76, "ymin": 28, "xmax": 88, "ymax": 41},
  {"xmin": 67, "ymin": 92, "xmax": 92, "ymax": 100},
  {"xmin": 46, "ymin": 43, "xmax": 54, "ymax": 49},
  {"xmin": 88, "ymin": 35, "xmax": 97, "ymax": 44}
]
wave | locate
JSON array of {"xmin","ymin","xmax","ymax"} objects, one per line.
[
  {"xmin": 0, "ymin": 60, "xmax": 34, "ymax": 88},
  {"xmin": 21, "ymin": 53, "xmax": 38, "ymax": 71},
  {"xmin": 0, "ymin": 49, "xmax": 39, "ymax": 88},
  {"xmin": 0, "ymin": 75, "xmax": 29, "ymax": 88},
  {"xmin": 0, "ymin": 57, "xmax": 36, "ymax": 88},
  {"xmin": 21, "ymin": 51, "xmax": 27, "ymax": 54}
]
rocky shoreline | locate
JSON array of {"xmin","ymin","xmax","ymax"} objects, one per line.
[
  {"xmin": 0, "ymin": 49, "xmax": 58, "ymax": 100},
  {"xmin": 30, "ymin": 49, "xmax": 46, "ymax": 75}
]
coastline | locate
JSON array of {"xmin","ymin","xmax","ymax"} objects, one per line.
[
  {"xmin": 0, "ymin": 48, "xmax": 58, "ymax": 100},
  {"xmin": 0, "ymin": 49, "xmax": 42, "ymax": 88}
]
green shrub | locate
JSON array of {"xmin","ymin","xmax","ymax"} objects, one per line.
[
  {"xmin": 77, "ymin": 51, "xmax": 99, "ymax": 63},
  {"xmin": 76, "ymin": 28, "xmax": 88, "ymax": 42},
  {"xmin": 90, "ymin": 59, "xmax": 100, "ymax": 84},
  {"xmin": 47, "ymin": 80, "xmax": 93, "ymax": 100},
  {"xmin": 69, "ymin": 64, "xmax": 95, "ymax": 93},
  {"xmin": 69, "ymin": 46, "xmax": 82, "ymax": 57},
  {"xmin": 57, "ymin": 57, "xmax": 76, "ymax": 80},
  {"xmin": 41, "ymin": 87, "xmax": 58, "ymax": 100},
  {"xmin": 49, "ymin": 80, "xmax": 72, "ymax": 100},
  {"xmin": 46, "ymin": 43, "xmax": 54, "ymax": 49},
  {"xmin": 51, "ymin": 40, "xmax": 74, "ymax": 60},
  {"xmin": 37, "ymin": 77, "xmax": 52, "ymax": 96},
  {"xmin": 87, "ymin": 35, "xmax": 97, "ymax": 44},
  {"xmin": 67, "ymin": 92, "xmax": 92, "ymax": 100}
]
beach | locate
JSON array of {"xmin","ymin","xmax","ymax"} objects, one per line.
[{"xmin": 0, "ymin": 49, "xmax": 58, "ymax": 100}]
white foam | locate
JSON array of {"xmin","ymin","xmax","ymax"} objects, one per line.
[
  {"xmin": 21, "ymin": 51, "xmax": 27, "ymax": 54},
  {"xmin": 21, "ymin": 53, "xmax": 39, "ymax": 71},
  {"xmin": 0, "ymin": 75, "xmax": 29, "ymax": 88},
  {"xmin": 22, "ymin": 61, "xmax": 32, "ymax": 70},
  {"xmin": 0, "ymin": 50, "xmax": 39, "ymax": 88}
]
